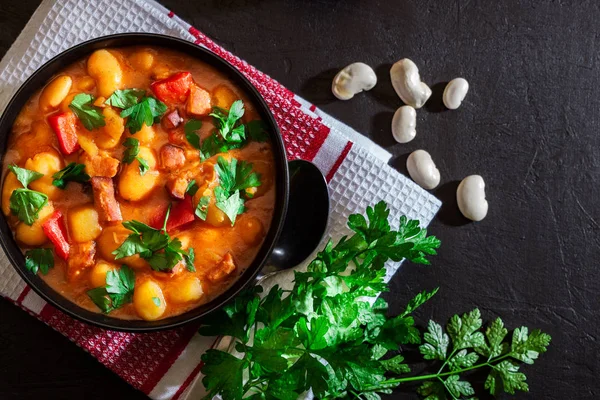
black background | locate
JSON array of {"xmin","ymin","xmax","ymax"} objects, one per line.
[{"xmin": 0, "ymin": 1, "xmax": 598, "ymax": 399}]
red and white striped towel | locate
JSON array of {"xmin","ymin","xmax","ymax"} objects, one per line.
[{"xmin": 0, "ymin": 1, "xmax": 441, "ymax": 398}]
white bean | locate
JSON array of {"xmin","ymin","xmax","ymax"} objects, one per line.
[
  {"xmin": 443, "ymin": 78, "xmax": 469, "ymax": 110},
  {"xmin": 331, "ymin": 62, "xmax": 377, "ymax": 100},
  {"xmin": 390, "ymin": 59, "xmax": 431, "ymax": 109},
  {"xmin": 406, "ymin": 150, "xmax": 440, "ymax": 190},
  {"xmin": 457, "ymin": 175, "xmax": 488, "ymax": 221},
  {"xmin": 391, "ymin": 105, "xmax": 417, "ymax": 143}
]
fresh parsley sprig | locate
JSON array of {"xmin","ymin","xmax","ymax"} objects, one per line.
[
  {"xmin": 106, "ymin": 89, "xmax": 166, "ymax": 134},
  {"xmin": 200, "ymin": 100, "xmax": 268, "ymax": 160},
  {"xmin": 52, "ymin": 162, "xmax": 90, "ymax": 189},
  {"xmin": 112, "ymin": 208, "xmax": 195, "ymax": 272},
  {"xmin": 7, "ymin": 165, "xmax": 48, "ymax": 226},
  {"xmin": 24, "ymin": 248, "xmax": 54, "ymax": 275},
  {"xmin": 198, "ymin": 201, "xmax": 551, "ymax": 400},
  {"xmin": 87, "ymin": 265, "xmax": 135, "ymax": 313},
  {"xmin": 208, "ymin": 156, "xmax": 261, "ymax": 225},
  {"xmin": 69, "ymin": 93, "xmax": 106, "ymax": 130},
  {"xmin": 122, "ymin": 138, "xmax": 149, "ymax": 175},
  {"xmin": 105, "ymin": 89, "xmax": 146, "ymax": 109}
]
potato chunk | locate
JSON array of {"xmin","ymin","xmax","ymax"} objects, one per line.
[
  {"xmin": 129, "ymin": 50, "xmax": 155, "ymax": 71},
  {"xmin": 68, "ymin": 205, "xmax": 102, "ymax": 242},
  {"xmin": 134, "ymin": 280, "xmax": 166, "ymax": 321},
  {"xmin": 212, "ymin": 85, "xmax": 237, "ymax": 109},
  {"xmin": 118, "ymin": 147, "xmax": 159, "ymax": 202},
  {"xmin": 15, "ymin": 203, "xmax": 54, "ymax": 246},
  {"xmin": 39, "ymin": 75, "xmax": 72, "ymax": 112},
  {"xmin": 167, "ymin": 277, "xmax": 204, "ymax": 304},
  {"xmin": 24, "ymin": 150, "xmax": 63, "ymax": 200},
  {"xmin": 239, "ymin": 216, "xmax": 264, "ymax": 245},
  {"xmin": 89, "ymin": 262, "xmax": 115, "ymax": 288},
  {"xmin": 87, "ymin": 49, "xmax": 123, "ymax": 97}
]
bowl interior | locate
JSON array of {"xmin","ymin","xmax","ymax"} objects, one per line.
[{"xmin": 0, "ymin": 33, "xmax": 289, "ymax": 331}]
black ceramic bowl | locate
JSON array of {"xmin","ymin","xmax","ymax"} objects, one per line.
[{"xmin": 0, "ymin": 33, "xmax": 289, "ymax": 332}]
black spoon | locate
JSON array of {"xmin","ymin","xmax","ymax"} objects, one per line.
[{"xmin": 260, "ymin": 159, "xmax": 329, "ymax": 277}]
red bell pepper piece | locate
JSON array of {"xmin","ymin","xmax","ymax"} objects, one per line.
[
  {"xmin": 150, "ymin": 196, "xmax": 196, "ymax": 232},
  {"xmin": 150, "ymin": 72, "xmax": 193, "ymax": 104},
  {"xmin": 48, "ymin": 112, "xmax": 80, "ymax": 155},
  {"xmin": 42, "ymin": 210, "xmax": 70, "ymax": 260}
]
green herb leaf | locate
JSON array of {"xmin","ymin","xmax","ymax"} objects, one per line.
[
  {"xmin": 122, "ymin": 137, "xmax": 140, "ymax": 163},
  {"xmin": 212, "ymin": 156, "xmax": 260, "ymax": 225},
  {"xmin": 113, "ymin": 219, "xmax": 193, "ymax": 272},
  {"xmin": 152, "ymin": 296, "xmax": 161, "ymax": 307},
  {"xmin": 69, "ymin": 93, "xmax": 106, "ymax": 130},
  {"xmin": 8, "ymin": 165, "xmax": 43, "ymax": 188},
  {"xmin": 184, "ymin": 247, "xmax": 196, "ymax": 272},
  {"xmin": 24, "ymin": 248, "xmax": 54, "ymax": 275},
  {"xmin": 186, "ymin": 180, "xmax": 198, "ymax": 197},
  {"xmin": 245, "ymin": 120, "xmax": 269, "ymax": 142},
  {"xmin": 105, "ymin": 89, "xmax": 146, "ymax": 109},
  {"xmin": 52, "ymin": 162, "xmax": 90, "ymax": 189},
  {"xmin": 120, "ymin": 96, "xmax": 167, "ymax": 134},
  {"xmin": 210, "ymin": 100, "xmax": 245, "ymax": 142},
  {"xmin": 184, "ymin": 119, "xmax": 202, "ymax": 150},
  {"xmin": 87, "ymin": 265, "xmax": 136, "ymax": 313},
  {"xmin": 136, "ymin": 156, "xmax": 149, "ymax": 176},
  {"xmin": 9, "ymin": 188, "xmax": 48, "ymax": 225},
  {"xmin": 201, "ymin": 350, "xmax": 245, "ymax": 400}
]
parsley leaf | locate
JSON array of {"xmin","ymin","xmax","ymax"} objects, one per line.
[
  {"xmin": 105, "ymin": 89, "xmax": 145, "ymax": 109},
  {"xmin": 185, "ymin": 180, "xmax": 198, "ymax": 196},
  {"xmin": 113, "ymin": 217, "xmax": 194, "ymax": 272},
  {"xmin": 69, "ymin": 93, "xmax": 106, "ymax": 130},
  {"xmin": 87, "ymin": 265, "xmax": 135, "ymax": 313},
  {"xmin": 152, "ymin": 297, "xmax": 161, "ymax": 306},
  {"xmin": 120, "ymin": 95, "xmax": 167, "ymax": 134},
  {"xmin": 197, "ymin": 201, "xmax": 551, "ymax": 400},
  {"xmin": 8, "ymin": 165, "xmax": 43, "ymax": 188},
  {"xmin": 24, "ymin": 248, "xmax": 54, "ymax": 275},
  {"xmin": 212, "ymin": 156, "xmax": 261, "ymax": 225},
  {"xmin": 52, "ymin": 162, "xmax": 90, "ymax": 189},
  {"xmin": 10, "ymin": 189, "xmax": 48, "ymax": 226},
  {"xmin": 210, "ymin": 100, "xmax": 245, "ymax": 142},
  {"xmin": 184, "ymin": 119, "xmax": 202, "ymax": 150},
  {"xmin": 122, "ymin": 138, "xmax": 149, "ymax": 175},
  {"xmin": 194, "ymin": 195, "xmax": 210, "ymax": 220},
  {"xmin": 246, "ymin": 120, "xmax": 269, "ymax": 142}
]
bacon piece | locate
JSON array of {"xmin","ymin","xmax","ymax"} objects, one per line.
[
  {"xmin": 186, "ymin": 85, "xmax": 212, "ymax": 117},
  {"xmin": 67, "ymin": 241, "xmax": 96, "ymax": 281},
  {"xmin": 82, "ymin": 152, "xmax": 120, "ymax": 178},
  {"xmin": 166, "ymin": 175, "xmax": 189, "ymax": 200},
  {"xmin": 208, "ymin": 253, "xmax": 236, "ymax": 282},
  {"xmin": 161, "ymin": 109, "xmax": 184, "ymax": 130},
  {"xmin": 159, "ymin": 144, "xmax": 186, "ymax": 171},
  {"xmin": 91, "ymin": 177, "xmax": 122, "ymax": 223}
]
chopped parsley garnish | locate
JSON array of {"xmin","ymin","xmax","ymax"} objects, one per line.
[
  {"xmin": 112, "ymin": 208, "xmax": 195, "ymax": 272},
  {"xmin": 7, "ymin": 165, "xmax": 48, "ymax": 225},
  {"xmin": 87, "ymin": 265, "xmax": 135, "ymax": 313},
  {"xmin": 212, "ymin": 156, "xmax": 260, "ymax": 225},
  {"xmin": 184, "ymin": 119, "xmax": 202, "ymax": 150},
  {"xmin": 69, "ymin": 93, "xmax": 106, "ymax": 130},
  {"xmin": 152, "ymin": 296, "xmax": 161, "ymax": 307},
  {"xmin": 8, "ymin": 165, "xmax": 43, "ymax": 188},
  {"xmin": 200, "ymin": 100, "xmax": 269, "ymax": 160},
  {"xmin": 194, "ymin": 195, "xmax": 210, "ymax": 221},
  {"xmin": 105, "ymin": 89, "xmax": 145, "ymax": 109},
  {"xmin": 122, "ymin": 138, "xmax": 149, "ymax": 176},
  {"xmin": 52, "ymin": 162, "xmax": 90, "ymax": 189},
  {"xmin": 185, "ymin": 179, "xmax": 198, "ymax": 197},
  {"xmin": 120, "ymin": 95, "xmax": 167, "ymax": 134},
  {"xmin": 24, "ymin": 248, "xmax": 54, "ymax": 275},
  {"xmin": 198, "ymin": 202, "xmax": 551, "ymax": 400}
]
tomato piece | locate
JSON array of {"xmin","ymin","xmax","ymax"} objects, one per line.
[
  {"xmin": 42, "ymin": 210, "xmax": 70, "ymax": 260},
  {"xmin": 47, "ymin": 112, "xmax": 80, "ymax": 155},
  {"xmin": 150, "ymin": 72, "xmax": 193, "ymax": 104},
  {"xmin": 150, "ymin": 196, "xmax": 196, "ymax": 232}
]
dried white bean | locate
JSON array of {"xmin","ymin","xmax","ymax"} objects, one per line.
[
  {"xmin": 390, "ymin": 58, "xmax": 431, "ymax": 109},
  {"xmin": 457, "ymin": 175, "xmax": 488, "ymax": 221},
  {"xmin": 443, "ymin": 78, "xmax": 469, "ymax": 110},
  {"xmin": 331, "ymin": 62, "xmax": 377, "ymax": 100},
  {"xmin": 406, "ymin": 150, "xmax": 440, "ymax": 190},
  {"xmin": 391, "ymin": 105, "xmax": 417, "ymax": 143}
]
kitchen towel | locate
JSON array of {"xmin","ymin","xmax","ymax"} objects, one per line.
[{"xmin": 0, "ymin": 0, "xmax": 441, "ymax": 399}]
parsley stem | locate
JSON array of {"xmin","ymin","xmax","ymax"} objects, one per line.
[{"xmin": 367, "ymin": 354, "xmax": 512, "ymax": 389}]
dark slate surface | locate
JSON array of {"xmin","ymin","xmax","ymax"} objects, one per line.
[{"xmin": 0, "ymin": 1, "xmax": 598, "ymax": 399}]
